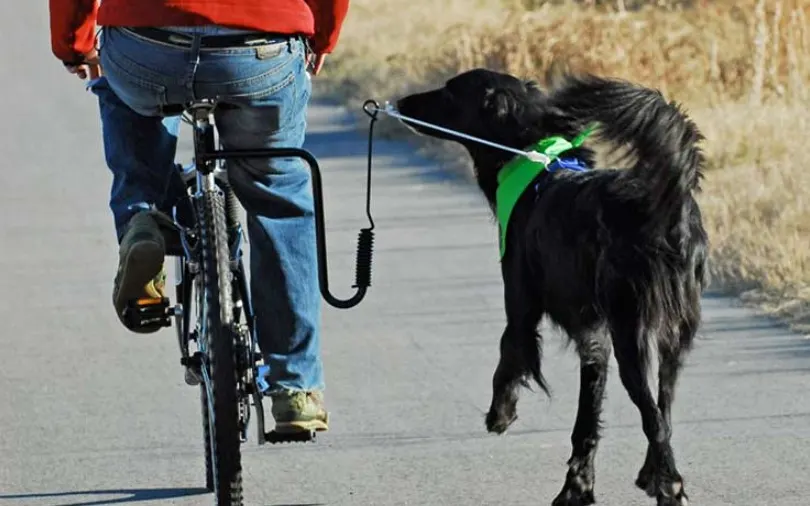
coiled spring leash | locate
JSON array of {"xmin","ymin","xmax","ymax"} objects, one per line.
[{"xmin": 353, "ymin": 100, "xmax": 381, "ymax": 290}]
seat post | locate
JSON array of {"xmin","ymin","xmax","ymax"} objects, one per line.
[{"xmin": 189, "ymin": 100, "xmax": 218, "ymax": 180}]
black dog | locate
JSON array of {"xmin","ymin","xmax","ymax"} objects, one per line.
[{"xmin": 396, "ymin": 68, "xmax": 708, "ymax": 506}]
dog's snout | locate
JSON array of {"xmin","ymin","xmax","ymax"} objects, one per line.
[
  {"xmin": 395, "ymin": 97, "xmax": 411, "ymax": 115},
  {"xmin": 395, "ymin": 92, "xmax": 438, "ymax": 121}
]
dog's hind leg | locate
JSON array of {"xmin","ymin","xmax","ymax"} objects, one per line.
[
  {"xmin": 552, "ymin": 333, "xmax": 610, "ymax": 506},
  {"xmin": 611, "ymin": 318, "xmax": 688, "ymax": 506},
  {"xmin": 636, "ymin": 314, "xmax": 699, "ymax": 501}
]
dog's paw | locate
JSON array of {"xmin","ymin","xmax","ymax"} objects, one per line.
[
  {"xmin": 656, "ymin": 483, "xmax": 688, "ymax": 506},
  {"xmin": 657, "ymin": 494, "xmax": 688, "ymax": 506},
  {"xmin": 635, "ymin": 464, "xmax": 656, "ymax": 497},
  {"xmin": 637, "ymin": 468, "xmax": 688, "ymax": 506},
  {"xmin": 551, "ymin": 486, "xmax": 596, "ymax": 506},
  {"xmin": 485, "ymin": 409, "xmax": 517, "ymax": 434}
]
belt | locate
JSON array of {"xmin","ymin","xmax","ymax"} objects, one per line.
[{"xmin": 123, "ymin": 27, "xmax": 295, "ymax": 49}]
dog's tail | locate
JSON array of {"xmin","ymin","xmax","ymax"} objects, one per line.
[{"xmin": 550, "ymin": 73, "xmax": 705, "ymax": 231}]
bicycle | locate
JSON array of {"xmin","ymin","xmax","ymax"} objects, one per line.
[{"xmin": 119, "ymin": 97, "xmax": 380, "ymax": 505}]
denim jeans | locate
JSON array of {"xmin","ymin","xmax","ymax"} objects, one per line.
[{"xmin": 90, "ymin": 26, "xmax": 324, "ymax": 393}]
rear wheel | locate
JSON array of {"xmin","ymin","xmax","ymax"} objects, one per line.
[{"xmin": 198, "ymin": 187, "xmax": 243, "ymax": 505}]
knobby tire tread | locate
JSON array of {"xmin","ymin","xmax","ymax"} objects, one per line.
[{"xmin": 200, "ymin": 188, "xmax": 243, "ymax": 505}]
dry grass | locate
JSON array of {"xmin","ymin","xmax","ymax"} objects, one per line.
[{"xmin": 318, "ymin": 0, "xmax": 810, "ymax": 332}]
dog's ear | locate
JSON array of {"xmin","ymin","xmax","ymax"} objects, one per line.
[{"xmin": 483, "ymin": 88, "xmax": 519, "ymax": 119}]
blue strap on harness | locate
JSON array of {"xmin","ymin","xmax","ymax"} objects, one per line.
[
  {"xmin": 547, "ymin": 157, "xmax": 590, "ymax": 173},
  {"xmin": 533, "ymin": 157, "xmax": 590, "ymax": 193}
]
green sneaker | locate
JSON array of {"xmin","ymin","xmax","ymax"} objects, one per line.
[
  {"xmin": 270, "ymin": 390, "xmax": 329, "ymax": 433},
  {"xmin": 112, "ymin": 211, "xmax": 167, "ymax": 334}
]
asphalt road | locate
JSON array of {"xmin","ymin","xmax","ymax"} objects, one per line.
[{"xmin": 2, "ymin": 3, "xmax": 810, "ymax": 505}]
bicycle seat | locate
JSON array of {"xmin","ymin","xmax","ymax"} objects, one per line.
[{"xmin": 161, "ymin": 99, "xmax": 218, "ymax": 117}]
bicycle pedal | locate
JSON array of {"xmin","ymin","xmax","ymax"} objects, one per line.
[
  {"xmin": 264, "ymin": 430, "xmax": 317, "ymax": 444},
  {"xmin": 181, "ymin": 353, "xmax": 203, "ymax": 386},
  {"xmin": 184, "ymin": 367, "xmax": 201, "ymax": 386},
  {"xmin": 123, "ymin": 297, "xmax": 173, "ymax": 330}
]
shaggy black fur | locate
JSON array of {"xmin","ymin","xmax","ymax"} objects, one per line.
[{"xmin": 396, "ymin": 68, "xmax": 709, "ymax": 506}]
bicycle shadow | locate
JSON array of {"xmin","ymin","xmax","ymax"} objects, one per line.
[{"xmin": 0, "ymin": 487, "xmax": 209, "ymax": 506}]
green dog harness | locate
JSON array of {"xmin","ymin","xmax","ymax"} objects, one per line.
[{"xmin": 495, "ymin": 126, "xmax": 595, "ymax": 259}]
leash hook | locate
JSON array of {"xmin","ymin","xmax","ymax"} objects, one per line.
[{"xmin": 363, "ymin": 99, "xmax": 382, "ymax": 120}]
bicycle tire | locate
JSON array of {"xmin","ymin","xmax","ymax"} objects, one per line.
[
  {"xmin": 198, "ymin": 187, "xmax": 243, "ymax": 505},
  {"xmin": 200, "ymin": 383, "xmax": 214, "ymax": 491}
]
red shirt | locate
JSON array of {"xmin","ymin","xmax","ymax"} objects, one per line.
[{"xmin": 49, "ymin": 0, "xmax": 350, "ymax": 63}]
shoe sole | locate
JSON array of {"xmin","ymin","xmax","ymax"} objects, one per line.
[
  {"xmin": 114, "ymin": 240, "xmax": 165, "ymax": 334},
  {"xmin": 274, "ymin": 414, "xmax": 329, "ymax": 434}
]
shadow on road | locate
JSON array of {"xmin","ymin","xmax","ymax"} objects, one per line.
[{"xmin": 0, "ymin": 487, "xmax": 209, "ymax": 506}]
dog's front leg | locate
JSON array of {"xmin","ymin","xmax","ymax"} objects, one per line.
[
  {"xmin": 486, "ymin": 270, "xmax": 545, "ymax": 435},
  {"xmin": 552, "ymin": 335, "xmax": 611, "ymax": 506},
  {"xmin": 485, "ymin": 323, "xmax": 526, "ymax": 434}
]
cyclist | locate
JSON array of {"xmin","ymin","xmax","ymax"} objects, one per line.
[{"xmin": 48, "ymin": 0, "xmax": 350, "ymax": 434}]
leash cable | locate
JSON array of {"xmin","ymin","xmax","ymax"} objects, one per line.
[{"xmin": 363, "ymin": 101, "xmax": 552, "ymax": 164}]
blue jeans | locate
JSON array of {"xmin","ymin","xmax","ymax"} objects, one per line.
[{"xmin": 90, "ymin": 26, "xmax": 324, "ymax": 394}]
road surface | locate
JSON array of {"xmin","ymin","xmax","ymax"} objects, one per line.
[{"xmin": 1, "ymin": 3, "xmax": 809, "ymax": 505}]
